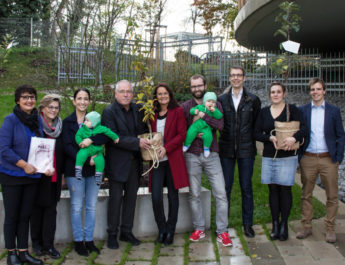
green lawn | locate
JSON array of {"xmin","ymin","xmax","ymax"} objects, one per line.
[{"xmin": 202, "ymin": 155, "xmax": 326, "ymax": 230}]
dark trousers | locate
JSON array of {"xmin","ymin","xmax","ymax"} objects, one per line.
[
  {"xmin": 220, "ymin": 157, "xmax": 254, "ymax": 226},
  {"xmin": 2, "ymin": 183, "xmax": 38, "ymax": 249},
  {"xmin": 107, "ymin": 159, "xmax": 139, "ymax": 235},
  {"xmin": 30, "ymin": 183, "xmax": 58, "ymax": 249},
  {"xmin": 151, "ymin": 161, "xmax": 179, "ymax": 234}
]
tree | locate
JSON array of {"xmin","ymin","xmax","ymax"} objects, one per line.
[{"xmin": 192, "ymin": 0, "xmax": 238, "ymax": 38}]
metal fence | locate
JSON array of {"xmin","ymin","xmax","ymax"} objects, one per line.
[{"xmin": 58, "ymin": 46, "xmax": 103, "ymax": 85}]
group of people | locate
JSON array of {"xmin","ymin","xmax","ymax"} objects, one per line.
[{"xmin": 0, "ymin": 66, "xmax": 344, "ymax": 265}]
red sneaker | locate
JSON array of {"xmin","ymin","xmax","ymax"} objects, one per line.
[
  {"xmin": 217, "ymin": 232, "xmax": 233, "ymax": 247},
  {"xmin": 189, "ymin": 230, "xmax": 205, "ymax": 242}
]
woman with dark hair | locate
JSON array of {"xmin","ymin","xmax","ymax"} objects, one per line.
[
  {"xmin": 149, "ymin": 83, "xmax": 189, "ymax": 245},
  {"xmin": 62, "ymin": 88, "xmax": 101, "ymax": 256},
  {"xmin": 0, "ymin": 85, "xmax": 45, "ymax": 265},
  {"xmin": 254, "ymin": 82, "xmax": 307, "ymax": 241},
  {"xmin": 30, "ymin": 94, "xmax": 63, "ymax": 259}
]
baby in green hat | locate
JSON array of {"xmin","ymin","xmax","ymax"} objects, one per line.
[
  {"xmin": 75, "ymin": 111, "xmax": 119, "ymax": 185},
  {"xmin": 183, "ymin": 92, "xmax": 222, "ymax": 157}
]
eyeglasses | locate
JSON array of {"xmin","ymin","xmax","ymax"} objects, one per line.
[
  {"xmin": 230, "ymin": 74, "xmax": 244, "ymax": 78},
  {"xmin": 20, "ymin": 96, "xmax": 36, "ymax": 101},
  {"xmin": 117, "ymin": 90, "xmax": 133, "ymax": 94},
  {"xmin": 190, "ymin": 84, "xmax": 204, "ymax": 89},
  {"xmin": 47, "ymin": 106, "xmax": 60, "ymax": 111}
]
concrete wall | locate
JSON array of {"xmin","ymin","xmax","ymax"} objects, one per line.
[{"xmin": 0, "ymin": 187, "xmax": 211, "ymax": 247}]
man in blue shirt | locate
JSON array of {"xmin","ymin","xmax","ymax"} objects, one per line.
[{"xmin": 297, "ymin": 78, "xmax": 345, "ymax": 243}]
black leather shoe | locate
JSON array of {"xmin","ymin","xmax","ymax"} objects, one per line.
[
  {"xmin": 119, "ymin": 232, "xmax": 141, "ymax": 246},
  {"xmin": 270, "ymin": 221, "xmax": 280, "ymax": 240},
  {"xmin": 7, "ymin": 250, "xmax": 22, "ymax": 265},
  {"xmin": 279, "ymin": 222, "xmax": 288, "ymax": 241},
  {"xmin": 164, "ymin": 233, "xmax": 174, "ymax": 246},
  {"xmin": 85, "ymin": 241, "xmax": 100, "ymax": 254},
  {"xmin": 32, "ymin": 244, "xmax": 44, "ymax": 257},
  {"xmin": 244, "ymin": 225, "xmax": 255, "ymax": 238},
  {"xmin": 154, "ymin": 233, "xmax": 166, "ymax": 244},
  {"xmin": 107, "ymin": 235, "xmax": 119, "ymax": 249},
  {"xmin": 74, "ymin": 241, "xmax": 88, "ymax": 256},
  {"xmin": 18, "ymin": 251, "xmax": 43, "ymax": 265},
  {"xmin": 44, "ymin": 247, "xmax": 61, "ymax": 259}
]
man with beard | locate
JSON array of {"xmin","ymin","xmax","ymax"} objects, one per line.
[{"xmin": 181, "ymin": 75, "xmax": 232, "ymax": 247}]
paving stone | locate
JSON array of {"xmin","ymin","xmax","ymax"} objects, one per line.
[
  {"xmin": 283, "ymin": 255, "xmax": 316, "ymax": 265},
  {"xmin": 157, "ymin": 256, "xmax": 184, "ymax": 265},
  {"xmin": 218, "ymin": 237, "xmax": 245, "ymax": 256},
  {"xmin": 304, "ymin": 240, "xmax": 344, "ymax": 260},
  {"xmin": 188, "ymin": 261, "xmax": 219, "ymax": 265},
  {"xmin": 62, "ymin": 249, "xmax": 90, "ymax": 265},
  {"xmin": 228, "ymin": 228, "xmax": 237, "ymax": 238},
  {"xmin": 252, "ymin": 225, "xmax": 265, "ymax": 235},
  {"xmin": 172, "ymin": 233, "xmax": 186, "ymax": 246},
  {"xmin": 189, "ymin": 242, "xmax": 216, "ymax": 261},
  {"xmin": 139, "ymin": 235, "xmax": 156, "ymax": 242},
  {"xmin": 124, "ymin": 262, "xmax": 151, "ymax": 265},
  {"xmin": 277, "ymin": 245, "xmax": 310, "ymax": 257},
  {"xmin": 0, "ymin": 256, "xmax": 6, "ymax": 265},
  {"xmin": 159, "ymin": 246, "xmax": 184, "ymax": 256},
  {"xmin": 220, "ymin": 255, "xmax": 252, "ymax": 265},
  {"xmin": 127, "ymin": 243, "xmax": 154, "ymax": 261},
  {"xmin": 334, "ymin": 233, "xmax": 345, "ymax": 257},
  {"xmin": 247, "ymin": 242, "xmax": 284, "ymax": 265},
  {"xmin": 274, "ymin": 236, "xmax": 304, "ymax": 247},
  {"xmin": 94, "ymin": 242, "xmax": 126, "ymax": 265},
  {"xmin": 317, "ymin": 258, "xmax": 345, "ymax": 265}
]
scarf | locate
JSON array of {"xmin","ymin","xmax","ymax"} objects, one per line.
[
  {"xmin": 41, "ymin": 113, "xmax": 62, "ymax": 138},
  {"xmin": 13, "ymin": 105, "xmax": 42, "ymax": 137}
]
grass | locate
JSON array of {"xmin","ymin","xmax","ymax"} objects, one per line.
[{"xmin": 201, "ymin": 154, "xmax": 326, "ymax": 233}]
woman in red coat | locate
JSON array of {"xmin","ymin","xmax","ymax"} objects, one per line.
[{"xmin": 149, "ymin": 83, "xmax": 189, "ymax": 246}]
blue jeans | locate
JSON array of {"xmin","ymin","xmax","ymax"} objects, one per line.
[
  {"xmin": 220, "ymin": 157, "xmax": 254, "ymax": 226},
  {"xmin": 66, "ymin": 176, "xmax": 100, "ymax": 241}
]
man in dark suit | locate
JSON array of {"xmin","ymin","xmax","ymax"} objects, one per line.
[
  {"xmin": 297, "ymin": 78, "xmax": 345, "ymax": 243},
  {"xmin": 102, "ymin": 80, "xmax": 150, "ymax": 249}
]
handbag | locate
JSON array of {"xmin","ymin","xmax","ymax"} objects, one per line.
[{"xmin": 270, "ymin": 104, "xmax": 303, "ymax": 158}]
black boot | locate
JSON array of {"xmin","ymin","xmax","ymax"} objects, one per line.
[
  {"xmin": 7, "ymin": 250, "xmax": 22, "ymax": 265},
  {"xmin": 154, "ymin": 233, "xmax": 166, "ymax": 244},
  {"xmin": 85, "ymin": 241, "xmax": 100, "ymax": 254},
  {"xmin": 164, "ymin": 232, "xmax": 174, "ymax": 246},
  {"xmin": 279, "ymin": 221, "xmax": 288, "ymax": 241},
  {"xmin": 74, "ymin": 241, "xmax": 88, "ymax": 256},
  {"xmin": 18, "ymin": 251, "xmax": 43, "ymax": 265},
  {"xmin": 270, "ymin": 221, "xmax": 280, "ymax": 240}
]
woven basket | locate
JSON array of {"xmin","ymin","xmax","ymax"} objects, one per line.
[
  {"xmin": 137, "ymin": 132, "xmax": 162, "ymax": 161},
  {"xmin": 274, "ymin": 120, "xmax": 300, "ymax": 150}
]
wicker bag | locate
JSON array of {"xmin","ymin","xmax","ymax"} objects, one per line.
[
  {"xmin": 270, "ymin": 104, "xmax": 302, "ymax": 158},
  {"xmin": 137, "ymin": 132, "xmax": 162, "ymax": 161}
]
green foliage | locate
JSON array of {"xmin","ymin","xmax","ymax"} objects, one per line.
[
  {"xmin": 0, "ymin": 34, "xmax": 14, "ymax": 71},
  {"xmin": 274, "ymin": 1, "xmax": 302, "ymax": 40}
]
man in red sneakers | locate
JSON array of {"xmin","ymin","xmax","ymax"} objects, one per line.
[{"xmin": 182, "ymin": 74, "xmax": 232, "ymax": 247}]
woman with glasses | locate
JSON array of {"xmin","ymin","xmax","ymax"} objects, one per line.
[
  {"xmin": 0, "ymin": 85, "xmax": 45, "ymax": 265},
  {"xmin": 30, "ymin": 94, "xmax": 63, "ymax": 259}
]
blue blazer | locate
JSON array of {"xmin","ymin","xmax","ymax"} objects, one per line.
[
  {"xmin": 0, "ymin": 113, "xmax": 43, "ymax": 178},
  {"xmin": 299, "ymin": 102, "xmax": 345, "ymax": 163}
]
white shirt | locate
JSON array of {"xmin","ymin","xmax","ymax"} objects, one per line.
[
  {"xmin": 156, "ymin": 117, "xmax": 168, "ymax": 161},
  {"xmin": 306, "ymin": 101, "xmax": 328, "ymax": 153},
  {"xmin": 232, "ymin": 88, "xmax": 243, "ymax": 111}
]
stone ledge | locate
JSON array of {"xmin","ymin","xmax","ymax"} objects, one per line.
[{"xmin": 0, "ymin": 187, "xmax": 211, "ymax": 247}]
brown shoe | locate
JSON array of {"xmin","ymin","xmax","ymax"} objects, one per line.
[
  {"xmin": 325, "ymin": 231, "xmax": 336, "ymax": 243},
  {"xmin": 296, "ymin": 227, "xmax": 312, "ymax": 239}
]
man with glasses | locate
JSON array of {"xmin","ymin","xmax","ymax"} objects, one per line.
[
  {"xmin": 218, "ymin": 66, "xmax": 261, "ymax": 238},
  {"xmin": 102, "ymin": 80, "xmax": 151, "ymax": 249},
  {"xmin": 181, "ymin": 74, "xmax": 232, "ymax": 247}
]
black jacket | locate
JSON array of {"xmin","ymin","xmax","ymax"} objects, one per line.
[
  {"xmin": 102, "ymin": 101, "xmax": 147, "ymax": 182},
  {"xmin": 218, "ymin": 87, "xmax": 261, "ymax": 158},
  {"xmin": 62, "ymin": 112, "xmax": 102, "ymax": 178}
]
